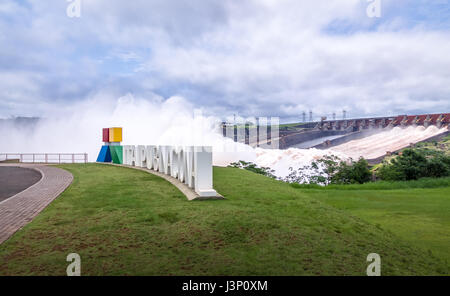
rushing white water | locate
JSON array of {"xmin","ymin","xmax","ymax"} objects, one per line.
[
  {"xmin": 329, "ymin": 125, "xmax": 448, "ymax": 160},
  {"xmin": 252, "ymin": 148, "xmax": 346, "ymax": 178},
  {"xmin": 248, "ymin": 125, "xmax": 448, "ymax": 179},
  {"xmin": 1, "ymin": 94, "xmax": 447, "ymax": 180}
]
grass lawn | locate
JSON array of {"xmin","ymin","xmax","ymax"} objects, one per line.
[
  {"xmin": 302, "ymin": 187, "xmax": 450, "ymax": 264},
  {"xmin": 0, "ymin": 164, "xmax": 448, "ymax": 275}
]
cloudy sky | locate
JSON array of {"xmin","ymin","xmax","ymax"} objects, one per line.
[{"xmin": 1, "ymin": 0, "xmax": 449, "ymax": 122}]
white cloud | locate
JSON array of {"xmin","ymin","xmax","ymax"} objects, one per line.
[{"xmin": 0, "ymin": 0, "xmax": 449, "ymax": 120}]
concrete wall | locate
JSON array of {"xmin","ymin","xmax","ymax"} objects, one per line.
[{"xmin": 279, "ymin": 130, "xmax": 349, "ymax": 149}]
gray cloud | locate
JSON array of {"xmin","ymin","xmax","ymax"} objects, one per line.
[{"xmin": 0, "ymin": 0, "xmax": 449, "ymax": 121}]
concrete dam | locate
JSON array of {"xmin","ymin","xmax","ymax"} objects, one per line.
[{"xmin": 220, "ymin": 112, "xmax": 450, "ymax": 163}]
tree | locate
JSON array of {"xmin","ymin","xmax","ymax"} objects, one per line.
[
  {"xmin": 377, "ymin": 148, "xmax": 450, "ymax": 181},
  {"xmin": 425, "ymin": 156, "xmax": 450, "ymax": 178},
  {"xmin": 228, "ymin": 161, "xmax": 276, "ymax": 179},
  {"xmin": 331, "ymin": 158, "xmax": 371, "ymax": 184},
  {"xmin": 283, "ymin": 155, "xmax": 371, "ymax": 185}
]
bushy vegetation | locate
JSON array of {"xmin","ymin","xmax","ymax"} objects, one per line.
[
  {"xmin": 331, "ymin": 158, "xmax": 372, "ymax": 184},
  {"xmin": 283, "ymin": 156, "xmax": 371, "ymax": 185},
  {"xmin": 290, "ymin": 176, "xmax": 450, "ymax": 190},
  {"xmin": 230, "ymin": 136, "xmax": 450, "ymax": 187},
  {"xmin": 230, "ymin": 156, "xmax": 372, "ymax": 186},
  {"xmin": 228, "ymin": 160, "xmax": 276, "ymax": 179},
  {"xmin": 377, "ymin": 149, "xmax": 450, "ymax": 181},
  {"xmin": 414, "ymin": 134, "xmax": 450, "ymax": 156}
]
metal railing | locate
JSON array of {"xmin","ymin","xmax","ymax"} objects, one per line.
[{"xmin": 0, "ymin": 153, "xmax": 88, "ymax": 164}]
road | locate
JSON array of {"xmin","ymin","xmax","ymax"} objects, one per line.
[{"xmin": 0, "ymin": 166, "xmax": 42, "ymax": 202}]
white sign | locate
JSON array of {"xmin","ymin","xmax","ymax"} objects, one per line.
[{"xmin": 123, "ymin": 145, "xmax": 218, "ymax": 197}]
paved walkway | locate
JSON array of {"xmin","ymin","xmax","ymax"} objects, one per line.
[{"xmin": 0, "ymin": 164, "xmax": 73, "ymax": 244}]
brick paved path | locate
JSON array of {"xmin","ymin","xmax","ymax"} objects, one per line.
[{"xmin": 0, "ymin": 164, "xmax": 73, "ymax": 244}]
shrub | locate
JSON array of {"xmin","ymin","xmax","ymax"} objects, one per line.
[
  {"xmin": 425, "ymin": 156, "xmax": 450, "ymax": 178},
  {"xmin": 377, "ymin": 148, "xmax": 450, "ymax": 181},
  {"xmin": 228, "ymin": 161, "xmax": 276, "ymax": 179},
  {"xmin": 290, "ymin": 177, "xmax": 450, "ymax": 190},
  {"xmin": 331, "ymin": 158, "xmax": 372, "ymax": 184},
  {"xmin": 283, "ymin": 155, "xmax": 371, "ymax": 186}
]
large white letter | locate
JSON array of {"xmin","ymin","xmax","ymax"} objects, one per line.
[
  {"xmin": 184, "ymin": 146, "xmax": 195, "ymax": 188},
  {"xmin": 136, "ymin": 145, "xmax": 146, "ymax": 167},
  {"xmin": 160, "ymin": 146, "xmax": 170, "ymax": 175},
  {"xmin": 178, "ymin": 147, "xmax": 186, "ymax": 183},
  {"xmin": 153, "ymin": 146, "xmax": 160, "ymax": 171},
  {"xmin": 145, "ymin": 145, "xmax": 155, "ymax": 170},
  {"xmin": 170, "ymin": 147, "xmax": 180, "ymax": 179},
  {"xmin": 123, "ymin": 145, "xmax": 134, "ymax": 165},
  {"xmin": 193, "ymin": 146, "xmax": 218, "ymax": 197},
  {"xmin": 130, "ymin": 146, "xmax": 136, "ymax": 166},
  {"xmin": 125, "ymin": 144, "xmax": 219, "ymax": 199}
]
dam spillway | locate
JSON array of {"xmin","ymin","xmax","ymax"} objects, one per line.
[
  {"xmin": 281, "ymin": 112, "xmax": 450, "ymax": 150},
  {"xmin": 316, "ymin": 113, "xmax": 450, "ymax": 132},
  {"xmin": 329, "ymin": 125, "xmax": 449, "ymax": 161},
  {"xmin": 221, "ymin": 112, "xmax": 450, "ymax": 150},
  {"xmin": 219, "ymin": 112, "xmax": 450, "ymax": 166}
]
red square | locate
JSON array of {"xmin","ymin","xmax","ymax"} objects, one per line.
[{"xmin": 102, "ymin": 128, "xmax": 110, "ymax": 142}]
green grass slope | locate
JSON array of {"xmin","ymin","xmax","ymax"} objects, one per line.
[
  {"xmin": 291, "ymin": 177, "xmax": 450, "ymax": 190},
  {"xmin": 0, "ymin": 164, "xmax": 447, "ymax": 275},
  {"xmin": 302, "ymin": 186, "xmax": 450, "ymax": 265}
]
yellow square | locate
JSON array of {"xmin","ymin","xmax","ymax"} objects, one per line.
[{"xmin": 109, "ymin": 127, "xmax": 122, "ymax": 142}]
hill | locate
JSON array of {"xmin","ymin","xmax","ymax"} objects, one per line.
[{"xmin": 0, "ymin": 164, "xmax": 447, "ymax": 275}]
